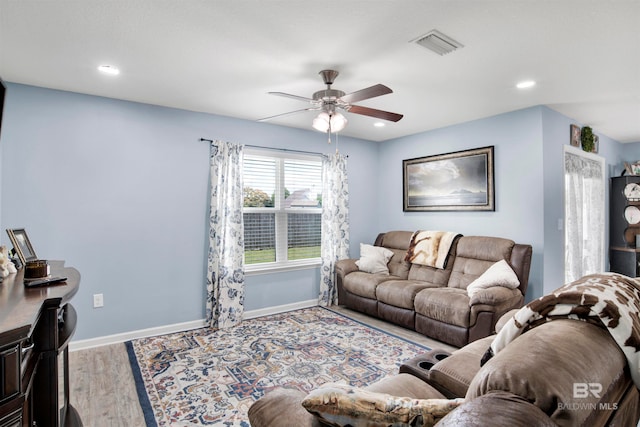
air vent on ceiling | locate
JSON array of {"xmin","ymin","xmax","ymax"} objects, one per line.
[{"xmin": 413, "ymin": 30, "xmax": 463, "ymax": 55}]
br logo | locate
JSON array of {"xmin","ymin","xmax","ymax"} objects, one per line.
[{"xmin": 573, "ymin": 383, "xmax": 602, "ymax": 398}]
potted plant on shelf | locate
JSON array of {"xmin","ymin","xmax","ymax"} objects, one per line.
[{"xmin": 581, "ymin": 126, "xmax": 595, "ymax": 152}]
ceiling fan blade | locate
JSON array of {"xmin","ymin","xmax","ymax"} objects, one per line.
[
  {"xmin": 258, "ymin": 107, "xmax": 320, "ymax": 122},
  {"xmin": 347, "ymin": 105, "xmax": 403, "ymax": 122},
  {"xmin": 340, "ymin": 84, "xmax": 393, "ymax": 104},
  {"xmin": 268, "ymin": 91, "xmax": 314, "ymax": 103}
]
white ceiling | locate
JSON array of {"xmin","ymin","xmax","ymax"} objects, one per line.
[{"xmin": 1, "ymin": 0, "xmax": 639, "ymax": 143}]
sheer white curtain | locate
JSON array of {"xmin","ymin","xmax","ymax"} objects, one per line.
[
  {"xmin": 564, "ymin": 146, "xmax": 605, "ymax": 282},
  {"xmin": 319, "ymin": 153, "xmax": 350, "ymax": 306},
  {"xmin": 206, "ymin": 141, "xmax": 245, "ymax": 328}
]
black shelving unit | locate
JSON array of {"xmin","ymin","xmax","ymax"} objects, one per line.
[{"xmin": 610, "ymin": 175, "xmax": 640, "ymax": 277}]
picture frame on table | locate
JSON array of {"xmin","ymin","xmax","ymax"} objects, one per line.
[
  {"xmin": 6, "ymin": 228, "xmax": 38, "ymax": 266},
  {"xmin": 403, "ymin": 146, "xmax": 495, "ymax": 212}
]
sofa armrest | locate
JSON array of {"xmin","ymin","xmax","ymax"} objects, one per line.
[
  {"xmin": 469, "ymin": 288, "xmax": 523, "ymax": 333},
  {"xmin": 335, "ymin": 258, "xmax": 359, "ymax": 304},
  {"xmin": 468, "ymin": 286, "xmax": 522, "ymax": 307},
  {"xmin": 335, "ymin": 258, "xmax": 359, "ymax": 278}
]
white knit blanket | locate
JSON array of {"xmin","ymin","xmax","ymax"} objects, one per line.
[{"xmin": 484, "ymin": 273, "xmax": 640, "ymax": 388}]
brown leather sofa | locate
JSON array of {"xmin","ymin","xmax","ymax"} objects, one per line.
[
  {"xmin": 336, "ymin": 231, "xmax": 533, "ymax": 347},
  {"xmin": 248, "ymin": 313, "xmax": 640, "ymax": 427}
]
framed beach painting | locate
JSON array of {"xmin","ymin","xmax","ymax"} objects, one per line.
[{"xmin": 403, "ymin": 146, "xmax": 495, "ymax": 211}]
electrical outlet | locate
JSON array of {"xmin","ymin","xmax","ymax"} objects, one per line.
[{"xmin": 93, "ymin": 293, "xmax": 104, "ymax": 308}]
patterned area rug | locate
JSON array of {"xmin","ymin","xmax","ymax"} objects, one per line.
[{"xmin": 126, "ymin": 307, "xmax": 430, "ymax": 426}]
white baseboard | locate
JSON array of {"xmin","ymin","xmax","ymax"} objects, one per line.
[
  {"xmin": 69, "ymin": 319, "xmax": 208, "ymax": 351},
  {"xmin": 244, "ymin": 299, "xmax": 318, "ymax": 320},
  {"xmin": 69, "ymin": 299, "xmax": 319, "ymax": 352}
]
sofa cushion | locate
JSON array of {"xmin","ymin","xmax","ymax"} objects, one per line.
[
  {"xmin": 387, "ymin": 248, "xmax": 411, "ymax": 279},
  {"xmin": 414, "ymin": 288, "xmax": 471, "ymax": 327},
  {"xmin": 378, "ymin": 230, "xmax": 413, "ymax": 250},
  {"xmin": 377, "ymin": 231, "xmax": 413, "ymax": 279},
  {"xmin": 466, "ymin": 260, "xmax": 520, "ymax": 297},
  {"xmin": 447, "ymin": 236, "xmax": 515, "ymax": 290},
  {"xmin": 468, "ymin": 319, "xmax": 629, "ymax": 426},
  {"xmin": 343, "ymin": 272, "xmax": 395, "ymax": 299},
  {"xmin": 376, "ymin": 280, "xmax": 439, "ymax": 309},
  {"xmin": 301, "ymin": 379, "xmax": 463, "ymax": 427},
  {"xmin": 355, "ymin": 243, "xmax": 395, "ymax": 274},
  {"xmin": 427, "ymin": 335, "xmax": 495, "ymax": 398},
  {"xmin": 406, "ymin": 236, "xmax": 457, "ymax": 284}
]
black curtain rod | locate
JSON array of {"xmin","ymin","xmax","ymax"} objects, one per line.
[{"xmin": 199, "ymin": 138, "xmax": 347, "ymax": 158}]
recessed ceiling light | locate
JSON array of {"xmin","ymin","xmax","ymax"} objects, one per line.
[
  {"xmin": 374, "ymin": 122, "xmax": 385, "ymax": 127},
  {"xmin": 98, "ymin": 65, "xmax": 120, "ymax": 76},
  {"xmin": 516, "ymin": 80, "xmax": 536, "ymax": 89}
]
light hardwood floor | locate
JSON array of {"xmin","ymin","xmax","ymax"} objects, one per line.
[
  {"xmin": 69, "ymin": 342, "xmax": 146, "ymax": 426},
  {"xmin": 68, "ymin": 307, "xmax": 456, "ymax": 426}
]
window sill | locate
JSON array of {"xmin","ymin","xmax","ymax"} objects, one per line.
[{"xmin": 245, "ymin": 259, "xmax": 321, "ymax": 276}]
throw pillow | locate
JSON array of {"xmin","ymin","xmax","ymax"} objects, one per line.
[
  {"xmin": 301, "ymin": 382, "xmax": 464, "ymax": 427},
  {"xmin": 355, "ymin": 244, "xmax": 395, "ymax": 274},
  {"xmin": 467, "ymin": 259, "xmax": 520, "ymax": 297}
]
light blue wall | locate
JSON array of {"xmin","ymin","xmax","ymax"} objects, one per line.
[
  {"xmin": 376, "ymin": 106, "xmax": 635, "ymax": 299},
  {"xmin": 2, "ymin": 83, "xmax": 638, "ymax": 340},
  {"xmin": 621, "ymin": 142, "xmax": 640, "ymax": 159},
  {"xmin": 0, "ymin": 83, "xmax": 377, "ymax": 340},
  {"xmin": 376, "ymin": 108, "xmax": 545, "ymax": 300}
]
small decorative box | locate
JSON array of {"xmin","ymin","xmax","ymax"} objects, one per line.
[{"xmin": 25, "ymin": 260, "xmax": 49, "ymax": 279}]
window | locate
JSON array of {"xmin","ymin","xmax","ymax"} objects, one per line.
[
  {"xmin": 564, "ymin": 145, "xmax": 605, "ymax": 282},
  {"xmin": 243, "ymin": 149, "xmax": 322, "ymax": 271}
]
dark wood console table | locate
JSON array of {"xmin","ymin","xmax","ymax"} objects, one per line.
[{"xmin": 0, "ymin": 261, "xmax": 82, "ymax": 427}]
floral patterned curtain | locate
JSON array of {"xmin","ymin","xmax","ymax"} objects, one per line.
[
  {"xmin": 319, "ymin": 152, "xmax": 350, "ymax": 306},
  {"xmin": 206, "ymin": 141, "xmax": 245, "ymax": 328}
]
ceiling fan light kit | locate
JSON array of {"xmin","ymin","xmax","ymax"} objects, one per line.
[
  {"xmin": 312, "ymin": 111, "xmax": 347, "ymax": 133},
  {"xmin": 259, "ymin": 69, "xmax": 403, "ymax": 137}
]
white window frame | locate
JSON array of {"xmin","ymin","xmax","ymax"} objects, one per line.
[{"xmin": 244, "ymin": 148, "xmax": 322, "ymax": 275}]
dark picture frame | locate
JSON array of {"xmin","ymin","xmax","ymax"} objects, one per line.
[
  {"xmin": 6, "ymin": 228, "xmax": 38, "ymax": 266},
  {"xmin": 570, "ymin": 124, "xmax": 581, "ymax": 147},
  {"xmin": 403, "ymin": 146, "xmax": 495, "ymax": 211}
]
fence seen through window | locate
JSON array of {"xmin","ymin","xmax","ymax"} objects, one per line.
[{"xmin": 243, "ymin": 152, "xmax": 322, "ymax": 266}]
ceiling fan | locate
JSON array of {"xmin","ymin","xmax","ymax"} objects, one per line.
[{"xmin": 258, "ymin": 70, "xmax": 403, "ymax": 134}]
